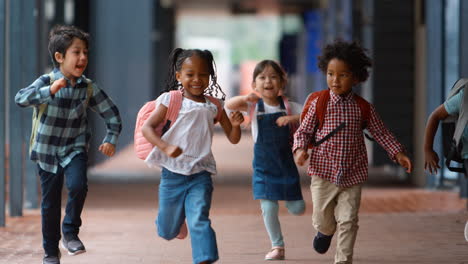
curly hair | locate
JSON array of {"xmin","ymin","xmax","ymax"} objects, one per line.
[
  {"xmin": 164, "ymin": 48, "xmax": 226, "ymax": 100},
  {"xmin": 317, "ymin": 40, "xmax": 372, "ymax": 82}
]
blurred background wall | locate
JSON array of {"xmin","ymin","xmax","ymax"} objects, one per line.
[{"xmin": 1, "ymin": 0, "xmax": 468, "ymax": 220}]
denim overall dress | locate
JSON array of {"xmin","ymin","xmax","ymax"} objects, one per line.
[{"xmin": 252, "ymin": 98, "xmax": 303, "ymax": 201}]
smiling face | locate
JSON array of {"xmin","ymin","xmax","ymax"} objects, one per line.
[
  {"xmin": 176, "ymin": 55, "xmax": 210, "ymax": 102},
  {"xmin": 252, "ymin": 65, "xmax": 284, "ymax": 104},
  {"xmin": 326, "ymin": 58, "xmax": 358, "ymax": 96},
  {"xmin": 55, "ymin": 37, "xmax": 88, "ymax": 83}
]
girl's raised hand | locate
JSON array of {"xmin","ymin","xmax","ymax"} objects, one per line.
[
  {"xmin": 245, "ymin": 92, "xmax": 260, "ymax": 103},
  {"xmin": 229, "ymin": 111, "xmax": 244, "ymax": 126},
  {"xmin": 163, "ymin": 144, "xmax": 183, "ymax": 158}
]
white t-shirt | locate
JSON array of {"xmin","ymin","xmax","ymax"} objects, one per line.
[
  {"xmin": 248, "ymin": 100, "xmax": 303, "ymax": 143},
  {"xmin": 145, "ymin": 92, "xmax": 224, "ymax": 175}
]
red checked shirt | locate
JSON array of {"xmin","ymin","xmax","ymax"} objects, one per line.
[{"xmin": 293, "ymin": 90, "xmax": 404, "ymax": 187}]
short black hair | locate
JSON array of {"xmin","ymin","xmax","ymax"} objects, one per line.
[
  {"xmin": 48, "ymin": 25, "xmax": 89, "ymax": 68},
  {"xmin": 317, "ymin": 40, "xmax": 372, "ymax": 82}
]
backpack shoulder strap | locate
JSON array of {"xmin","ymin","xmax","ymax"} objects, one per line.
[
  {"xmin": 84, "ymin": 78, "xmax": 94, "ymax": 107},
  {"xmin": 281, "ymin": 96, "xmax": 292, "ymax": 115},
  {"xmin": 36, "ymin": 71, "xmax": 56, "ymax": 114},
  {"xmin": 48, "ymin": 71, "xmax": 55, "ymax": 83},
  {"xmin": 206, "ymin": 95, "xmax": 224, "ymax": 123},
  {"xmin": 447, "ymin": 78, "xmax": 468, "ymax": 99},
  {"xmin": 353, "ymin": 94, "xmax": 371, "ymax": 129},
  {"xmin": 300, "ymin": 90, "xmax": 327, "ymax": 124},
  {"xmin": 30, "ymin": 72, "xmax": 55, "ymax": 154},
  {"xmin": 166, "ymin": 90, "xmax": 183, "ymax": 123},
  {"xmin": 315, "ymin": 89, "xmax": 330, "ymax": 130}
]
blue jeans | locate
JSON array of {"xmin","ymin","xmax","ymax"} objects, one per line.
[
  {"xmin": 157, "ymin": 168, "xmax": 218, "ymax": 264},
  {"xmin": 38, "ymin": 153, "xmax": 88, "ymax": 255},
  {"xmin": 260, "ymin": 199, "xmax": 305, "ymax": 247}
]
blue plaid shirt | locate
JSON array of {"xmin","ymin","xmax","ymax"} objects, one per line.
[{"xmin": 15, "ymin": 69, "xmax": 122, "ymax": 173}]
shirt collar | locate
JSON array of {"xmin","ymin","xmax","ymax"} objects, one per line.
[
  {"xmin": 52, "ymin": 68, "xmax": 88, "ymax": 86},
  {"xmin": 329, "ymin": 89, "xmax": 354, "ymax": 104}
]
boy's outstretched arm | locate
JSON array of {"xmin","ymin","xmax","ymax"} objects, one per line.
[
  {"xmin": 142, "ymin": 104, "xmax": 182, "ymax": 158},
  {"xmin": 15, "ymin": 75, "xmax": 66, "ymax": 107},
  {"xmin": 219, "ymin": 110, "xmax": 244, "ymax": 144},
  {"xmin": 423, "ymin": 104, "xmax": 449, "ymax": 174}
]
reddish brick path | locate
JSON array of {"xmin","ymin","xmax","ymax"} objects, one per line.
[
  {"xmin": 1, "ymin": 183, "xmax": 467, "ymax": 264},
  {"xmin": 1, "ymin": 132, "xmax": 468, "ymax": 263}
]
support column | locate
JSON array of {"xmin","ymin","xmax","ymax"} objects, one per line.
[
  {"xmin": 0, "ymin": 0, "xmax": 6, "ymax": 226},
  {"xmin": 8, "ymin": 0, "xmax": 24, "ymax": 217},
  {"xmin": 425, "ymin": 0, "xmax": 445, "ymax": 187},
  {"xmin": 23, "ymin": 0, "xmax": 38, "ymax": 209}
]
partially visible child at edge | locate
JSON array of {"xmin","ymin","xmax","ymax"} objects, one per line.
[
  {"xmin": 293, "ymin": 40, "xmax": 412, "ymax": 264},
  {"xmin": 226, "ymin": 60, "xmax": 305, "ymax": 261},
  {"xmin": 15, "ymin": 25, "xmax": 122, "ymax": 264},
  {"xmin": 423, "ymin": 86, "xmax": 468, "ymax": 242},
  {"xmin": 142, "ymin": 48, "xmax": 244, "ymax": 264}
]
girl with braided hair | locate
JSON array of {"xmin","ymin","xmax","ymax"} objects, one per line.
[{"xmin": 142, "ymin": 48, "xmax": 244, "ymax": 264}]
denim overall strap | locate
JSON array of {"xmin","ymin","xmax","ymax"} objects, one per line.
[{"xmin": 252, "ymin": 98, "xmax": 303, "ymax": 201}]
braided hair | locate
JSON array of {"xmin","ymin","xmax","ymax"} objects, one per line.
[{"xmin": 164, "ymin": 48, "xmax": 226, "ymax": 100}]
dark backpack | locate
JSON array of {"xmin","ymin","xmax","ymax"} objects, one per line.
[{"xmin": 442, "ymin": 78, "xmax": 468, "ymax": 173}]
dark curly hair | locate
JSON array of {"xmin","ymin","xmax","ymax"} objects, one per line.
[
  {"xmin": 165, "ymin": 48, "xmax": 226, "ymax": 100},
  {"xmin": 48, "ymin": 25, "xmax": 89, "ymax": 68},
  {"xmin": 317, "ymin": 40, "xmax": 372, "ymax": 82}
]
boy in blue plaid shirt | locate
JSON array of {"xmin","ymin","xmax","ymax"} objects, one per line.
[{"xmin": 15, "ymin": 25, "xmax": 122, "ymax": 264}]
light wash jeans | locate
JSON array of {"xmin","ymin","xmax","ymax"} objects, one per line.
[
  {"xmin": 260, "ymin": 199, "xmax": 305, "ymax": 247},
  {"xmin": 157, "ymin": 168, "xmax": 218, "ymax": 264}
]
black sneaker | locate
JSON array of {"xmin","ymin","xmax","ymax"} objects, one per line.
[
  {"xmin": 61, "ymin": 235, "xmax": 86, "ymax": 255},
  {"xmin": 313, "ymin": 231, "xmax": 333, "ymax": 254},
  {"xmin": 42, "ymin": 252, "xmax": 60, "ymax": 264}
]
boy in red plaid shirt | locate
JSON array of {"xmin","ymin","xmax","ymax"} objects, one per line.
[{"xmin": 293, "ymin": 40, "xmax": 412, "ymax": 264}]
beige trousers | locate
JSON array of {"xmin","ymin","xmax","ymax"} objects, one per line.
[{"xmin": 310, "ymin": 176, "xmax": 362, "ymax": 264}]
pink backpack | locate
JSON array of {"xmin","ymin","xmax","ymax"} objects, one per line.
[{"xmin": 134, "ymin": 90, "xmax": 224, "ymax": 160}]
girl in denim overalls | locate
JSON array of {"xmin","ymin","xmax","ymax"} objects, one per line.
[
  {"xmin": 226, "ymin": 60, "xmax": 305, "ymax": 260},
  {"xmin": 142, "ymin": 48, "xmax": 244, "ymax": 264}
]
